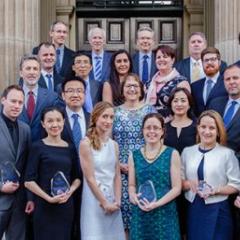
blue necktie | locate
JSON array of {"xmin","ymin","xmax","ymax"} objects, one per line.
[
  {"xmin": 142, "ymin": 55, "xmax": 149, "ymax": 85},
  {"xmin": 95, "ymin": 56, "xmax": 102, "ymax": 82},
  {"xmin": 56, "ymin": 48, "xmax": 61, "ymax": 73},
  {"xmin": 71, "ymin": 114, "xmax": 82, "ymax": 149},
  {"xmin": 46, "ymin": 74, "xmax": 53, "ymax": 91},
  {"xmin": 223, "ymin": 101, "xmax": 237, "ymax": 127},
  {"xmin": 83, "ymin": 81, "xmax": 93, "ymax": 113},
  {"xmin": 205, "ymin": 79, "xmax": 213, "ymax": 102}
]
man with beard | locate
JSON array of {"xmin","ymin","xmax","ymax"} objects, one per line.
[{"xmin": 191, "ymin": 47, "xmax": 228, "ymax": 116}]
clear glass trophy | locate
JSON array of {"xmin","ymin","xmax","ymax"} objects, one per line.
[
  {"xmin": 0, "ymin": 161, "xmax": 20, "ymax": 184},
  {"xmin": 51, "ymin": 171, "xmax": 70, "ymax": 196},
  {"xmin": 138, "ymin": 180, "xmax": 157, "ymax": 203},
  {"xmin": 98, "ymin": 183, "xmax": 114, "ymax": 203},
  {"xmin": 197, "ymin": 180, "xmax": 213, "ymax": 198}
]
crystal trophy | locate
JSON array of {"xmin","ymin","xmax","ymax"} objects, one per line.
[
  {"xmin": 51, "ymin": 171, "xmax": 70, "ymax": 196},
  {"xmin": 197, "ymin": 180, "xmax": 213, "ymax": 198},
  {"xmin": 98, "ymin": 183, "xmax": 114, "ymax": 203},
  {"xmin": 138, "ymin": 180, "xmax": 157, "ymax": 203},
  {"xmin": 0, "ymin": 161, "xmax": 20, "ymax": 184}
]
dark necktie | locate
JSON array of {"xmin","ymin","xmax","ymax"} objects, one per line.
[
  {"xmin": 27, "ymin": 91, "xmax": 35, "ymax": 120},
  {"xmin": 142, "ymin": 55, "xmax": 149, "ymax": 85},
  {"xmin": 46, "ymin": 74, "xmax": 53, "ymax": 91},
  {"xmin": 56, "ymin": 48, "xmax": 61, "ymax": 73},
  {"xmin": 95, "ymin": 56, "xmax": 102, "ymax": 82},
  {"xmin": 223, "ymin": 101, "xmax": 237, "ymax": 127},
  {"xmin": 205, "ymin": 79, "xmax": 213, "ymax": 102},
  {"xmin": 72, "ymin": 113, "xmax": 82, "ymax": 150}
]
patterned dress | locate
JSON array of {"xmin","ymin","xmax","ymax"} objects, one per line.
[
  {"xmin": 130, "ymin": 147, "xmax": 180, "ymax": 240},
  {"xmin": 112, "ymin": 104, "xmax": 156, "ymax": 229}
]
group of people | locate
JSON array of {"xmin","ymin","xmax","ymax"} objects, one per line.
[{"xmin": 1, "ymin": 19, "xmax": 240, "ymax": 240}]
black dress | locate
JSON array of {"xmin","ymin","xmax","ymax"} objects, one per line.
[{"xmin": 25, "ymin": 140, "xmax": 80, "ymax": 240}]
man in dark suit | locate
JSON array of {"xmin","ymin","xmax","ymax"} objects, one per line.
[
  {"xmin": 32, "ymin": 21, "xmax": 75, "ymax": 78},
  {"xmin": 208, "ymin": 64, "xmax": 240, "ymax": 240},
  {"xmin": 72, "ymin": 52, "xmax": 103, "ymax": 112},
  {"xmin": 191, "ymin": 47, "xmax": 228, "ymax": 116},
  {"xmin": 61, "ymin": 76, "xmax": 90, "ymax": 240},
  {"xmin": 175, "ymin": 32, "xmax": 227, "ymax": 83},
  {"xmin": 18, "ymin": 55, "xmax": 60, "ymax": 142},
  {"xmin": 88, "ymin": 27, "xmax": 112, "ymax": 83},
  {"xmin": 0, "ymin": 85, "xmax": 33, "ymax": 240},
  {"xmin": 132, "ymin": 26, "xmax": 157, "ymax": 88}
]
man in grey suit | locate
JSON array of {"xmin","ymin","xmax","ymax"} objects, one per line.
[{"xmin": 0, "ymin": 85, "xmax": 33, "ymax": 240}]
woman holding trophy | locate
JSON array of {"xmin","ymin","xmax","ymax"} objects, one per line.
[
  {"xmin": 25, "ymin": 107, "xmax": 81, "ymax": 240},
  {"xmin": 128, "ymin": 112, "xmax": 181, "ymax": 240},
  {"xmin": 181, "ymin": 110, "xmax": 240, "ymax": 240}
]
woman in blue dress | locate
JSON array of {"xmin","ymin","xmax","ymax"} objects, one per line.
[
  {"xmin": 128, "ymin": 113, "xmax": 181, "ymax": 240},
  {"xmin": 112, "ymin": 73, "xmax": 156, "ymax": 238},
  {"xmin": 181, "ymin": 110, "xmax": 240, "ymax": 240}
]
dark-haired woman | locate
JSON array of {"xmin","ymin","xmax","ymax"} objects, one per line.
[
  {"xmin": 25, "ymin": 107, "xmax": 81, "ymax": 240},
  {"xmin": 102, "ymin": 49, "xmax": 133, "ymax": 106}
]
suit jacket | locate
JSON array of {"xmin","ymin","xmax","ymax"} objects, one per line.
[
  {"xmin": 208, "ymin": 96, "xmax": 240, "ymax": 157},
  {"xmin": 191, "ymin": 74, "xmax": 228, "ymax": 116},
  {"xmin": 132, "ymin": 51, "xmax": 157, "ymax": 86},
  {"xmin": 38, "ymin": 71, "xmax": 63, "ymax": 92},
  {"xmin": 18, "ymin": 87, "xmax": 60, "ymax": 142},
  {"xmin": 0, "ymin": 116, "xmax": 31, "ymax": 211},
  {"xmin": 89, "ymin": 77, "xmax": 103, "ymax": 106},
  {"xmin": 89, "ymin": 51, "xmax": 112, "ymax": 82},
  {"xmin": 174, "ymin": 57, "xmax": 228, "ymax": 83},
  {"xmin": 32, "ymin": 45, "xmax": 75, "ymax": 78}
]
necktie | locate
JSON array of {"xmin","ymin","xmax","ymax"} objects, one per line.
[
  {"xmin": 27, "ymin": 91, "xmax": 35, "ymax": 120},
  {"xmin": 205, "ymin": 79, "xmax": 213, "ymax": 102},
  {"xmin": 46, "ymin": 74, "xmax": 53, "ymax": 91},
  {"xmin": 142, "ymin": 55, "xmax": 149, "ymax": 85},
  {"xmin": 55, "ymin": 48, "xmax": 61, "ymax": 74},
  {"xmin": 83, "ymin": 81, "xmax": 93, "ymax": 113},
  {"xmin": 192, "ymin": 61, "xmax": 201, "ymax": 82},
  {"xmin": 94, "ymin": 56, "xmax": 102, "ymax": 82},
  {"xmin": 223, "ymin": 101, "xmax": 237, "ymax": 127},
  {"xmin": 71, "ymin": 113, "xmax": 82, "ymax": 149}
]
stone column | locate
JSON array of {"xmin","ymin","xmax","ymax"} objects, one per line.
[
  {"xmin": 0, "ymin": 0, "xmax": 40, "ymax": 89},
  {"xmin": 214, "ymin": 0, "xmax": 240, "ymax": 64}
]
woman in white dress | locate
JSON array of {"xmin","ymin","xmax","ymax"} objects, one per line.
[{"xmin": 80, "ymin": 101, "xmax": 125, "ymax": 240}]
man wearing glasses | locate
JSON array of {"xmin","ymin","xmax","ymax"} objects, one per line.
[{"xmin": 191, "ymin": 47, "xmax": 228, "ymax": 116}]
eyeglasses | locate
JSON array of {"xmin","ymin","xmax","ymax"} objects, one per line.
[
  {"xmin": 124, "ymin": 84, "xmax": 140, "ymax": 89},
  {"xmin": 203, "ymin": 57, "xmax": 219, "ymax": 64},
  {"xmin": 144, "ymin": 126, "xmax": 162, "ymax": 131},
  {"xmin": 64, "ymin": 88, "xmax": 85, "ymax": 94}
]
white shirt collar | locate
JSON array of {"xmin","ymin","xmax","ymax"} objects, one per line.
[{"xmin": 65, "ymin": 106, "xmax": 84, "ymax": 119}]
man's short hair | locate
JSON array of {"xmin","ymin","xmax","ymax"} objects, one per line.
[
  {"xmin": 188, "ymin": 32, "xmax": 207, "ymax": 42},
  {"xmin": 61, "ymin": 76, "xmax": 86, "ymax": 92},
  {"xmin": 50, "ymin": 20, "xmax": 68, "ymax": 32},
  {"xmin": 201, "ymin": 47, "xmax": 221, "ymax": 61},
  {"xmin": 19, "ymin": 54, "xmax": 40, "ymax": 70},
  {"xmin": 88, "ymin": 27, "xmax": 106, "ymax": 41},
  {"xmin": 38, "ymin": 42, "xmax": 56, "ymax": 52},
  {"xmin": 137, "ymin": 26, "xmax": 155, "ymax": 38},
  {"xmin": 1, "ymin": 85, "xmax": 24, "ymax": 98},
  {"xmin": 73, "ymin": 52, "xmax": 92, "ymax": 65}
]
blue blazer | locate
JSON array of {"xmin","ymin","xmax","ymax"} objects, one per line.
[
  {"xmin": 132, "ymin": 51, "xmax": 157, "ymax": 84},
  {"xmin": 18, "ymin": 87, "xmax": 60, "ymax": 142},
  {"xmin": 38, "ymin": 72, "xmax": 63, "ymax": 92},
  {"xmin": 208, "ymin": 96, "xmax": 240, "ymax": 157},
  {"xmin": 89, "ymin": 51, "xmax": 112, "ymax": 82},
  {"xmin": 174, "ymin": 57, "xmax": 228, "ymax": 83},
  {"xmin": 191, "ymin": 74, "xmax": 228, "ymax": 116}
]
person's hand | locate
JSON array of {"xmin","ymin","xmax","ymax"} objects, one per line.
[
  {"xmin": 120, "ymin": 163, "xmax": 129, "ymax": 174},
  {"xmin": 101, "ymin": 201, "xmax": 120, "ymax": 214},
  {"xmin": 47, "ymin": 193, "xmax": 69, "ymax": 204},
  {"xmin": 0, "ymin": 181, "xmax": 19, "ymax": 193},
  {"xmin": 187, "ymin": 180, "xmax": 198, "ymax": 193},
  {"xmin": 234, "ymin": 196, "xmax": 240, "ymax": 208},
  {"xmin": 137, "ymin": 198, "xmax": 158, "ymax": 212},
  {"xmin": 58, "ymin": 191, "xmax": 72, "ymax": 204},
  {"xmin": 25, "ymin": 201, "xmax": 35, "ymax": 214},
  {"xmin": 129, "ymin": 192, "xmax": 140, "ymax": 205}
]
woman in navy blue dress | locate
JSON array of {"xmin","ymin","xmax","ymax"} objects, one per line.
[{"xmin": 181, "ymin": 110, "xmax": 240, "ymax": 240}]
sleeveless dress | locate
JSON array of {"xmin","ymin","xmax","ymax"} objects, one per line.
[
  {"xmin": 112, "ymin": 104, "xmax": 156, "ymax": 229},
  {"xmin": 130, "ymin": 147, "xmax": 180, "ymax": 240},
  {"xmin": 80, "ymin": 138, "xmax": 125, "ymax": 240}
]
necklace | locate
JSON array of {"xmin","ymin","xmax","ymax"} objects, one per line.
[{"xmin": 144, "ymin": 144, "xmax": 163, "ymax": 162}]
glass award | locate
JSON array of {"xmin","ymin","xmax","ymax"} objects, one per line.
[
  {"xmin": 98, "ymin": 183, "xmax": 114, "ymax": 203},
  {"xmin": 0, "ymin": 161, "xmax": 20, "ymax": 184},
  {"xmin": 51, "ymin": 171, "xmax": 70, "ymax": 196},
  {"xmin": 138, "ymin": 180, "xmax": 157, "ymax": 203},
  {"xmin": 197, "ymin": 180, "xmax": 213, "ymax": 198}
]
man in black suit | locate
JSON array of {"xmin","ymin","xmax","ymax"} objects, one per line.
[
  {"xmin": 72, "ymin": 52, "xmax": 103, "ymax": 112},
  {"xmin": 32, "ymin": 21, "xmax": 75, "ymax": 78},
  {"xmin": 0, "ymin": 85, "xmax": 32, "ymax": 240},
  {"xmin": 132, "ymin": 26, "xmax": 157, "ymax": 88},
  {"xmin": 175, "ymin": 32, "xmax": 227, "ymax": 83},
  {"xmin": 191, "ymin": 47, "xmax": 228, "ymax": 116}
]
